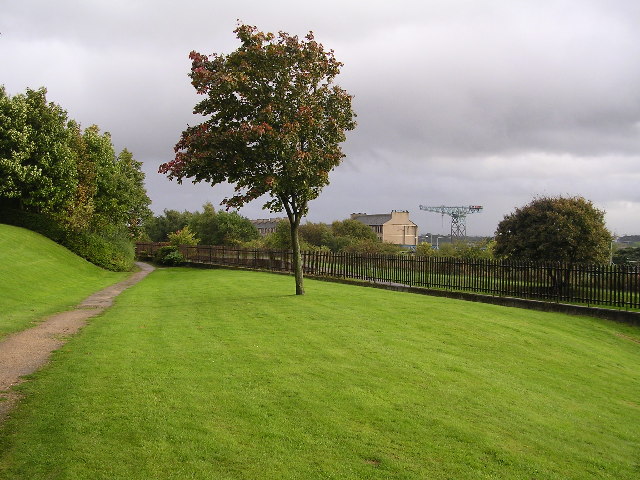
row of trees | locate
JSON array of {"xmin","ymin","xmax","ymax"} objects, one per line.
[
  {"xmin": 144, "ymin": 205, "xmax": 406, "ymax": 254},
  {"xmin": 145, "ymin": 203, "xmax": 259, "ymax": 246},
  {"xmin": 612, "ymin": 246, "xmax": 640, "ymax": 265},
  {"xmin": 0, "ymin": 86, "xmax": 151, "ymax": 270},
  {"xmin": 259, "ymin": 218, "xmax": 404, "ymax": 254},
  {"xmin": 146, "ymin": 195, "xmax": 616, "ymax": 267}
]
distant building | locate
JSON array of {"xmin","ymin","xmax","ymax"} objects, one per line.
[
  {"xmin": 350, "ymin": 210, "xmax": 418, "ymax": 247},
  {"xmin": 250, "ymin": 218, "xmax": 286, "ymax": 236}
]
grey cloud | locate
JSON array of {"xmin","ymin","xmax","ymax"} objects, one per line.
[{"xmin": 2, "ymin": 0, "xmax": 639, "ymax": 235}]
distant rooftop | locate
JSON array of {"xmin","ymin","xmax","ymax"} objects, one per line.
[{"xmin": 350, "ymin": 210, "xmax": 412, "ymax": 226}]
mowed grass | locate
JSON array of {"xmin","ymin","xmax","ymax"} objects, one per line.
[
  {"xmin": 0, "ymin": 224, "xmax": 127, "ymax": 338},
  {"xmin": 1, "ymin": 268, "xmax": 639, "ymax": 479}
]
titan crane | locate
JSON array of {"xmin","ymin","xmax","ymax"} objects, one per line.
[{"xmin": 419, "ymin": 205, "xmax": 483, "ymax": 242}]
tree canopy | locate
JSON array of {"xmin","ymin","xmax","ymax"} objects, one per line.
[
  {"xmin": 145, "ymin": 203, "xmax": 259, "ymax": 247},
  {"xmin": 159, "ymin": 24, "xmax": 356, "ymax": 294},
  {"xmin": 0, "ymin": 86, "xmax": 152, "ymax": 269},
  {"xmin": 494, "ymin": 196, "xmax": 612, "ymax": 264},
  {"xmin": 264, "ymin": 218, "xmax": 402, "ymax": 254},
  {"xmin": 612, "ymin": 246, "xmax": 640, "ymax": 265},
  {"xmin": 0, "ymin": 86, "xmax": 75, "ymax": 212}
]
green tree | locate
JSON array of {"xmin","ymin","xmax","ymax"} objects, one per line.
[
  {"xmin": 64, "ymin": 120, "xmax": 97, "ymax": 231},
  {"xmin": 612, "ymin": 246, "xmax": 640, "ymax": 265},
  {"xmin": 168, "ymin": 225, "xmax": 199, "ymax": 247},
  {"xmin": 494, "ymin": 196, "xmax": 611, "ymax": 264},
  {"xmin": 0, "ymin": 86, "xmax": 152, "ymax": 270},
  {"xmin": 188, "ymin": 202, "xmax": 218, "ymax": 245},
  {"xmin": 331, "ymin": 219, "xmax": 378, "ymax": 242},
  {"xmin": 0, "ymin": 87, "xmax": 76, "ymax": 213},
  {"xmin": 299, "ymin": 222, "xmax": 335, "ymax": 248},
  {"xmin": 264, "ymin": 219, "xmax": 295, "ymax": 250},
  {"xmin": 415, "ymin": 242, "xmax": 437, "ymax": 257},
  {"xmin": 212, "ymin": 211, "xmax": 260, "ymax": 246},
  {"xmin": 159, "ymin": 24, "xmax": 356, "ymax": 295},
  {"xmin": 115, "ymin": 148, "xmax": 152, "ymax": 239},
  {"xmin": 145, "ymin": 209, "xmax": 193, "ymax": 242},
  {"xmin": 84, "ymin": 126, "xmax": 122, "ymax": 232},
  {"xmin": 342, "ymin": 238, "xmax": 403, "ymax": 255},
  {"xmin": 435, "ymin": 240, "xmax": 494, "ymax": 259}
]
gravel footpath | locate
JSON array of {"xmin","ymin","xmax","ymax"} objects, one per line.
[{"xmin": 0, "ymin": 262, "xmax": 154, "ymax": 421}]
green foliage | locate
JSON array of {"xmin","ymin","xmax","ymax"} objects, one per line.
[
  {"xmin": 415, "ymin": 242, "xmax": 437, "ymax": 257},
  {"xmin": 153, "ymin": 245, "xmax": 184, "ymax": 266},
  {"xmin": 168, "ymin": 225, "xmax": 199, "ymax": 247},
  {"xmin": 160, "ymin": 25, "xmax": 356, "ymax": 215},
  {"xmin": 263, "ymin": 219, "xmax": 294, "ymax": 249},
  {"xmin": 298, "ymin": 222, "xmax": 334, "ymax": 247},
  {"xmin": 0, "ymin": 86, "xmax": 76, "ymax": 212},
  {"xmin": 64, "ymin": 121, "xmax": 97, "ymax": 231},
  {"xmin": 331, "ymin": 219, "xmax": 378, "ymax": 242},
  {"xmin": 83, "ymin": 127, "xmax": 151, "ymax": 238},
  {"xmin": 114, "ymin": 148, "xmax": 152, "ymax": 239},
  {"xmin": 146, "ymin": 203, "xmax": 260, "ymax": 246},
  {"xmin": 144, "ymin": 209, "xmax": 193, "ymax": 242},
  {"xmin": 262, "ymin": 219, "xmax": 402, "ymax": 254},
  {"xmin": 416, "ymin": 240, "xmax": 495, "ymax": 259},
  {"xmin": 187, "ymin": 202, "xmax": 217, "ymax": 244},
  {"xmin": 341, "ymin": 238, "xmax": 403, "ymax": 254},
  {"xmin": 437, "ymin": 240, "xmax": 495, "ymax": 259},
  {"xmin": 202, "ymin": 210, "xmax": 259, "ymax": 247},
  {"xmin": 221, "ymin": 211, "xmax": 259, "ymax": 246},
  {"xmin": 63, "ymin": 230, "xmax": 135, "ymax": 272},
  {"xmin": 159, "ymin": 24, "xmax": 356, "ymax": 295},
  {"xmin": 612, "ymin": 246, "xmax": 640, "ymax": 265},
  {"xmin": 0, "ymin": 86, "xmax": 152, "ymax": 270},
  {"xmin": 494, "ymin": 196, "xmax": 612, "ymax": 264}
]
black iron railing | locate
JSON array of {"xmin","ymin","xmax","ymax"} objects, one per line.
[{"xmin": 136, "ymin": 243, "xmax": 640, "ymax": 310}]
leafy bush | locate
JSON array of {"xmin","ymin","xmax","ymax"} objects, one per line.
[
  {"xmin": 160, "ymin": 249, "xmax": 185, "ymax": 266},
  {"xmin": 331, "ymin": 219, "xmax": 378, "ymax": 242},
  {"xmin": 415, "ymin": 242, "xmax": 436, "ymax": 257},
  {"xmin": 168, "ymin": 225, "xmax": 199, "ymax": 247},
  {"xmin": 153, "ymin": 245, "xmax": 184, "ymax": 266},
  {"xmin": 341, "ymin": 238, "xmax": 403, "ymax": 255},
  {"xmin": 612, "ymin": 246, "xmax": 640, "ymax": 265},
  {"xmin": 64, "ymin": 230, "xmax": 134, "ymax": 271}
]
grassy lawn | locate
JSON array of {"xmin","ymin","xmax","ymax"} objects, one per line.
[
  {"xmin": 0, "ymin": 224, "xmax": 127, "ymax": 338},
  {"xmin": 1, "ymin": 267, "xmax": 639, "ymax": 479}
]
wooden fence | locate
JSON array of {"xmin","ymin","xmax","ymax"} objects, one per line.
[{"xmin": 136, "ymin": 243, "xmax": 640, "ymax": 311}]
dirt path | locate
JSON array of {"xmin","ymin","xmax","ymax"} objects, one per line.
[{"xmin": 0, "ymin": 262, "xmax": 155, "ymax": 422}]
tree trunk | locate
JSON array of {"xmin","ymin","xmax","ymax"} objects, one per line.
[{"xmin": 290, "ymin": 221, "xmax": 305, "ymax": 295}]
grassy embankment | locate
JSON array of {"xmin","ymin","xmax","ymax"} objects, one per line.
[
  {"xmin": 1, "ymin": 266, "xmax": 638, "ymax": 479},
  {"xmin": 0, "ymin": 224, "xmax": 127, "ymax": 338}
]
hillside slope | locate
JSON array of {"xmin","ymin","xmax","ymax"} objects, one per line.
[
  {"xmin": 0, "ymin": 224, "xmax": 127, "ymax": 338},
  {"xmin": 1, "ymin": 268, "xmax": 638, "ymax": 478}
]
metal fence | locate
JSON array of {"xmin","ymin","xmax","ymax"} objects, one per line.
[{"xmin": 136, "ymin": 243, "xmax": 640, "ymax": 310}]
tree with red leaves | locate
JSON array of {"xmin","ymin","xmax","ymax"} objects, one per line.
[{"xmin": 160, "ymin": 24, "xmax": 356, "ymax": 295}]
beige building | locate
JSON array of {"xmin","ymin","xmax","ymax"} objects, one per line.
[{"xmin": 350, "ymin": 210, "xmax": 418, "ymax": 247}]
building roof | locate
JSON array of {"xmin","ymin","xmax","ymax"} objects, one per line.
[
  {"xmin": 351, "ymin": 211, "xmax": 417, "ymax": 227},
  {"xmin": 250, "ymin": 218, "xmax": 286, "ymax": 228},
  {"xmin": 351, "ymin": 213, "xmax": 392, "ymax": 226}
]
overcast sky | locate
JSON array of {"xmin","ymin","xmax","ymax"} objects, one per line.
[{"xmin": 2, "ymin": 0, "xmax": 639, "ymax": 236}]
